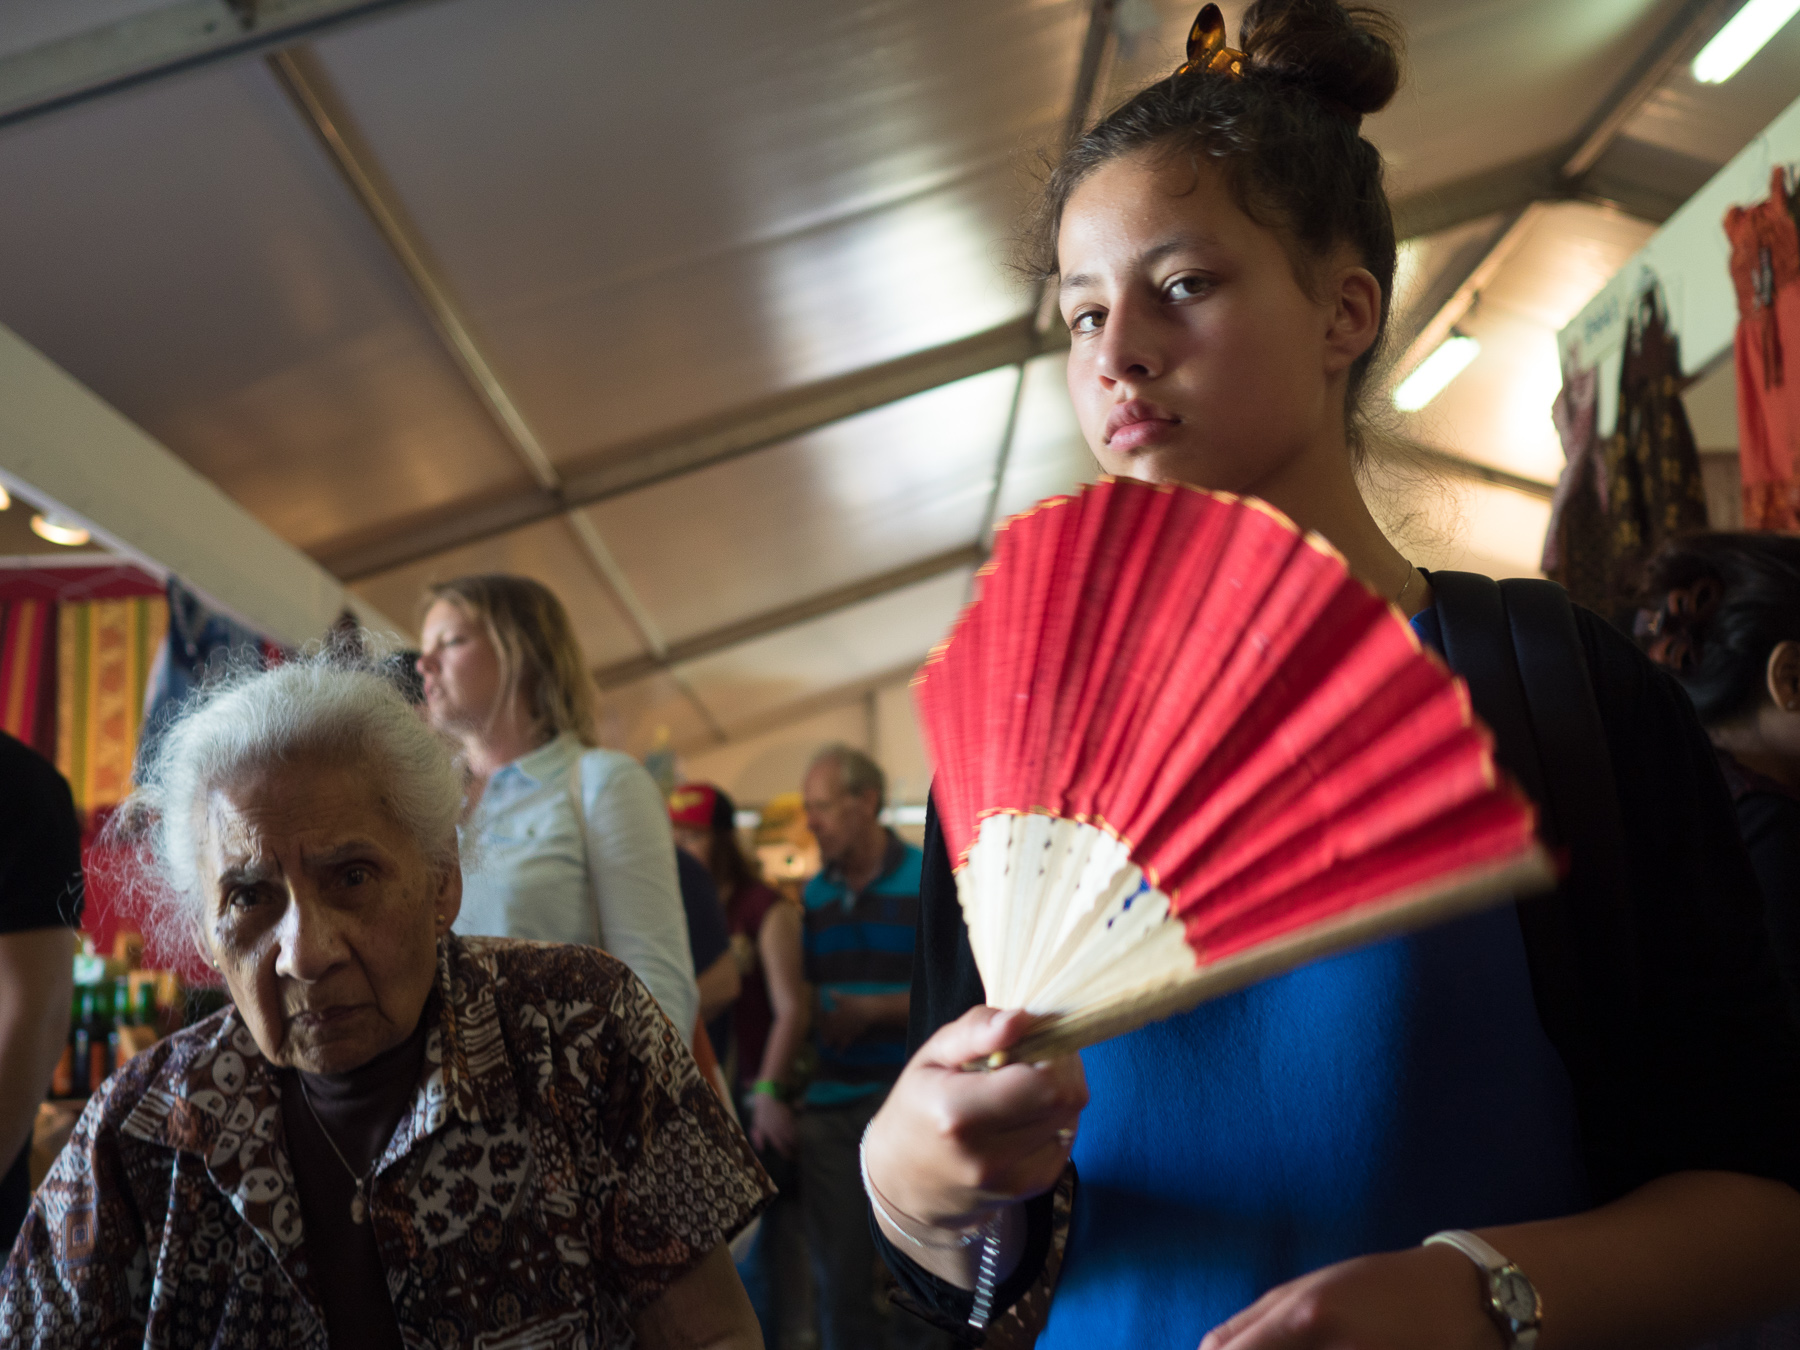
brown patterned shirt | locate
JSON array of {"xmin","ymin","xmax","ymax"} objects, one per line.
[{"xmin": 1, "ymin": 935, "xmax": 772, "ymax": 1348}]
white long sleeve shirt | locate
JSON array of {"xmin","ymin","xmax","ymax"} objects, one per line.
[{"xmin": 453, "ymin": 733, "xmax": 699, "ymax": 1038}]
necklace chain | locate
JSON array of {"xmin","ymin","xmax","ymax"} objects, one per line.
[{"xmin": 295, "ymin": 1072, "xmax": 377, "ymax": 1225}]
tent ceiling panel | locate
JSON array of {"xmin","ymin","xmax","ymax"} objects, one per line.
[
  {"xmin": 0, "ymin": 0, "xmax": 176, "ymax": 58},
  {"xmin": 347, "ymin": 513, "xmax": 645, "ymax": 664},
  {"xmin": 596, "ymin": 669, "xmax": 719, "ymax": 761},
  {"xmin": 673, "ymin": 567, "xmax": 972, "ymax": 733},
  {"xmin": 305, "ymin": 0, "xmax": 1083, "ymax": 459},
  {"xmin": 1476, "ymin": 201, "xmax": 1658, "ymax": 330},
  {"xmin": 1620, "ymin": 22, "xmax": 1800, "ymax": 165},
  {"xmin": 583, "ymin": 368, "xmax": 1015, "ymax": 645},
  {"xmin": 0, "ymin": 59, "xmax": 529, "ymax": 549}
]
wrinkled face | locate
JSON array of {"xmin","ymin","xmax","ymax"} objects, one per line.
[
  {"xmin": 417, "ymin": 599, "xmax": 504, "ymax": 735},
  {"xmin": 197, "ymin": 754, "xmax": 460, "ymax": 1073},
  {"xmin": 1058, "ymin": 150, "xmax": 1355, "ymax": 493},
  {"xmin": 802, "ymin": 760, "xmax": 880, "ymax": 869}
]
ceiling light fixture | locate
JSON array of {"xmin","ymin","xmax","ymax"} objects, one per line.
[
  {"xmin": 1693, "ymin": 0, "xmax": 1800, "ymax": 83},
  {"xmin": 0, "ymin": 484, "xmax": 10, "ymax": 509},
  {"xmin": 1392, "ymin": 334, "xmax": 1481, "ymax": 412},
  {"xmin": 30, "ymin": 513, "xmax": 91, "ymax": 547}
]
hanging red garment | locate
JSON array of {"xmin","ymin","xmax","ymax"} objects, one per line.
[
  {"xmin": 0, "ymin": 598, "xmax": 56, "ymax": 756},
  {"xmin": 1725, "ymin": 167, "xmax": 1800, "ymax": 531}
]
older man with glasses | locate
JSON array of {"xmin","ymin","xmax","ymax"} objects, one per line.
[{"xmin": 792, "ymin": 744, "xmax": 947, "ymax": 1350}]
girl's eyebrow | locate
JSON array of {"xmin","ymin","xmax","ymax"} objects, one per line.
[{"xmin": 1059, "ymin": 236, "xmax": 1219, "ymax": 295}]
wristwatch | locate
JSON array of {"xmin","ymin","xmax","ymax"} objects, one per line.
[{"xmin": 1423, "ymin": 1229, "xmax": 1542, "ymax": 1350}]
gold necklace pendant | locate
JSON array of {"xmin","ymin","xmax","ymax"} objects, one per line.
[{"xmin": 350, "ymin": 1179, "xmax": 368, "ymax": 1225}]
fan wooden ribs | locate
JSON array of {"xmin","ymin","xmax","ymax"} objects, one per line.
[{"xmin": 913, "ymin": 478, "xmax": 1553, "ymax": 1065}]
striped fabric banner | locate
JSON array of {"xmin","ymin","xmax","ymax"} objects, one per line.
[
  {"xmin": 0, "ymin": 598, "xmax": 56, "ymax": 755},
  {"xmin": 56, "ymin": 597, "xmax": 168, "ymax": 813}
]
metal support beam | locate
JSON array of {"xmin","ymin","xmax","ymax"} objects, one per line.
[
  {"xmin": 594, "ymin": 544, "xmax": 983, "ymax": 690},
  {"xmin": 1381, "ymin": 0, "xmax": 1734, "ymax": 393},
  {"xmin": 267, "ymin": 46, "xmax": 722, "ymax": 724},
  {"xmin": 1383, "ymin": 211, "xmax": 1523, "ymax": 376},
  {"xmin": 0, "ymin": 0, "xmax": 438, "ymax": 129},
  {"xmin": 1391, "ymin": 205, "xmax": 1543, "ymax": 382},
  {"xmin": 316, "ymin": 317, "xmax": 1063, "ymax": 579},
  {"xmin": 1561, "ymin": 0, "xmax": 1733, "ymax": 178},
  {"xmin": 1389, "ymin": 150, "xmax": 1564, "ymax": 243}
]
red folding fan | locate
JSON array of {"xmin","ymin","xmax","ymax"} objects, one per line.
[{"xmin": 914, "ymin": 478, "xmax": 1552, "ymax": 1063}]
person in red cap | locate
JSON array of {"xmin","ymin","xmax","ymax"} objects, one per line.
[
  {"xmin": 671, "ymin": 783, "xmax": 808, "ymax": 1344},
  {"xmin": 669, "ymin": 784, "xmax": 805, "ymax": 1151}
]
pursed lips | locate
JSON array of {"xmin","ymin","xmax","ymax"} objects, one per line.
[{"xmin": 1104, "ymin": 399, "xmax": 1181, "ymax": 450}]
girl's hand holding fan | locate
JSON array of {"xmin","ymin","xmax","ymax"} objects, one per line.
[{"xmin": 914, "ymin": 478, "xmax": 1553, "ymax": 1065}]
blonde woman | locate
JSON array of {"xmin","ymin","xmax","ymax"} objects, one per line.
[{"xmin": 418, "ymin": 574, "xmax": 698, "ymax": 1038}]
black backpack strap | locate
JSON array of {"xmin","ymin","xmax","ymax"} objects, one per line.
[
  {"xmin": 1428, "ymin": 571, "xmax": 1634, "ymax": 1084},
  {"xmin": 1497, "ymin": 578, "xmax": 1636, "ymax": 1009},
  {"xmin": 1425, "ymin": 572, "xmax": 1552, "ymax": 818}
]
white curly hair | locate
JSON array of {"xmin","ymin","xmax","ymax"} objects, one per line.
[{"xmin": 113, "ymin": 648, "xmax": 465, "ymax": 951}]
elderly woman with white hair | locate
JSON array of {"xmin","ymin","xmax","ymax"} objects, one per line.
[{"xmin": 0, "ymin": 657, "xmax": 770, "ymax": 1349}]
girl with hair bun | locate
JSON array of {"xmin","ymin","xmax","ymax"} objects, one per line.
[
  {"xmin": 860, "ymin": 3, "xmax": 1800, "ymax": 1347},
  {"xmin": 1644, "ymin": 533, "xmax": 1800, "ymax": 1025}
]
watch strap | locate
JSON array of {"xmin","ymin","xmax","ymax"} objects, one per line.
[
  {"xmin": 1424, "ymin": 1229, "xmax": 1541, "ymax": 1350},
  {"xmin": 1424, "ymin": 1228, "xmax": 1511, "ymax": 1271}
]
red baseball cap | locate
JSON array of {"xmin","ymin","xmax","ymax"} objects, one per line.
[{"xmin": 669, "ymin": 782, "xmax": 724, "ymax": 829}]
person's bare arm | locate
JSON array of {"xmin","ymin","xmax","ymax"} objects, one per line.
[
  {"xmin": 817, "ymin": 991, "xmax": 910, "ymax": 1051},
  {"xmin": 633, "ymin": 1242, "xmax": 763, "ymax": 1349},
  {"xmin": 748, "ymin": 901, "xmax": 809, "ymax": 1155},
  {"xmin": 695, "ymin": 950, "xmax": 742, "ymax": 1027},
  {"xmin": 0, "ymin": 927, "xmax": 74, "ymax": 1171},
  {"xmin": 1202, "ymin": 1170, "xmax": 1800, "ymax": 1350}
]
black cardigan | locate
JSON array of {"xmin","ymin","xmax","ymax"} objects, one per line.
[{"xmin": 880, "ymin": 603, "xmax": 1800, "ymax": 1329}]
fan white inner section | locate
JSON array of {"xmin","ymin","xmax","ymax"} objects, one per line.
[{"xmin": 956, "ymin": 813, "xmax": 1196, "ymax": 1015}]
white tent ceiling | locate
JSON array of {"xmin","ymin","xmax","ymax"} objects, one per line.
[{"xmin": 1, "ymin": 0, "xmax": 1796, "ymax": 799}]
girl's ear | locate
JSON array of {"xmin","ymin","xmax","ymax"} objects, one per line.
[
  {"xmin": 1323, "ymin": 266, "xmax": 1382, "ymax": 376},
  {"xmin": 1767, "ymin": 640, "xmax": 1800, "ymax": 713}
]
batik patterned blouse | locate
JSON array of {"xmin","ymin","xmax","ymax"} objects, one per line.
[{"xmin": 1, "ymin": 935, "xmax": 772, "ymax": 1348}]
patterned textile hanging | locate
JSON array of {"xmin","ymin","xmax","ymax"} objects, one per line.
[
  {"xmin": 137, "ymin": 578, "xmax": 274, "ymax": 771},
  {"xmin": 1542, "ymin": 356, "xmax": 1610, "ymax": 613},
  {"xmin": 1602, "ymin": 286, "xmax": 1710, "ymax": 625},
  {"xmin": 0, "ymin": 597, "xmax": 57, "ymax": 756},
  {"xmin": 1725, "ymin": 166, "xmax": 1800, "ymax": 531},
  {"xmin": 56, "ymin": 596, "xmax": 167, "ymax": 813}
]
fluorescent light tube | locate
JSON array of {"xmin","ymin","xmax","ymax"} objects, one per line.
[
  {"xmin": 30, "ymin": 514, "xmax": 91, "ymax": 547},
  {"xmin": 1693, "ymin": 0, "xmax": 1800, "ymax": 83},
  {"xmin": 1392, "ymin": 335, "xmax": 1481, "ymax": 412}
]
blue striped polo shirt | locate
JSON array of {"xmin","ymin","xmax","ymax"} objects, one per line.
[{"xmin": 802, "ymin": 832, "xmax": 922, "ymax": 1107}]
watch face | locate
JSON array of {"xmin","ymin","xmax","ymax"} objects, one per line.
[{"xmin": 1496, "ymin": 1270, "xmax": 1539, "ymax": 1322}]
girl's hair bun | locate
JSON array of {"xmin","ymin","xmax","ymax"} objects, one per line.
[{"xmin": 1239, "ymin": 0, "xmax": 1403, "ymax": 121}]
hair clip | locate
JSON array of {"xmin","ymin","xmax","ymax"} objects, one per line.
[{"xmin": 1174, "ymin": 4, "xmax": 1246, "ymax": 78}]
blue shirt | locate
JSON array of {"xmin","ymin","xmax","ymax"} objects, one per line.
[
  {"xmin": 803, "ymin": 833, "xmax": 922, "ymax": 1106},
  {"xmin": 1037, "ymin": 607, "xmax": 1590, "ymax": 1348},
  {"xmin": 454, "ymin": 733, "xmax": 698, "ymax": 1038}
]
